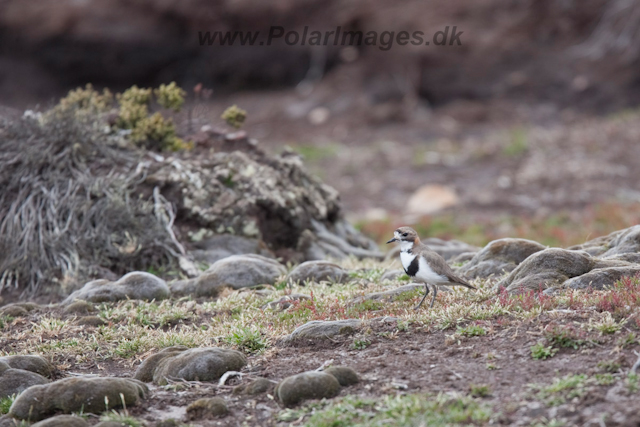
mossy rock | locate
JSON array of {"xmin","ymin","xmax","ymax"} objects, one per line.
[
  {"xmin": 496, "ymin": 248, "xmax": 595, "ymax": 293},
  {"xmin": 133, "ymin": 346, "xmax": 189, "ymax": 383},
  {"xmin": 186, "ymin": 397, "xmax": 228, "ymax": 420},
  {"xmin": 9, "ymin": 377, "xmax": 148, "ymax": 421},
  {"xmin": 275, "ymin": 371, "xmax": 341, "ymax": 406},
  {"xmin": 63, "ymin": 300, "xmax": 96, "ymax": 315},
  {"xmin": 31, "ymin": 415, "xmax": 89, "ymax": 427},
  {"xmin": 459, "ymin": 238, "xmax": 546, "ymax": 279},
  {"xmin": 287, "ymin": 261, "xmax": 347, "ymax": 284},
  {"xmin": 324, "ymin": 366, "xmax": 359, "ymax": 386},
  {"xmin": 187, "ymin": 255, "xmax": 286, "ymax": 298},
  {"xmin": 0, "ymin": 361, "xmax": 49, "ymax": 399},
  {"xmin": 233, "ymin": 377, "xmax": 274, "ymax": 395},
  {"xmin": 152, "ymin": 347, "xmax": 247, "ymax": 385},
  {"xmin": 64, "ymin": 272, "xmax": 169, "ymax": 304},
  {"xmin": 0, "ymin": 355, "xmax": 53, "ymax": 378}
]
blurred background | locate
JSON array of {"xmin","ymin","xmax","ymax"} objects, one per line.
[{"xmin": 2, "ymin": 0, "xmax": 640, "ymax": 247}]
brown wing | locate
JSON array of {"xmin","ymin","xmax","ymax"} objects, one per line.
[{"xmin": 422, "ymin": 249, "xmax": 476, "ymax": 290}]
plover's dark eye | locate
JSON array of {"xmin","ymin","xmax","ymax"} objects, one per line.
[{"xmin": 402, "ymin": 232, "xmax": 408, "ymax": 237}]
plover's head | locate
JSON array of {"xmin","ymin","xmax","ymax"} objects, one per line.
[{"xmin": 386, "ymin": 226, "xmax": 419, "ymax": 244}]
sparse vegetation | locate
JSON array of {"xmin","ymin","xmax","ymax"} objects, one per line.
[
  {"xmin": 457, "ymin": 324, "xmax": 487, "ymax": 337},
  {"xmin": 531, "ymin": 374, "xmax": 588, "ymax": 406},
  {"xmin": 1, "ymin": 256, "xmax": 640, "ymax": 424},
  {"xmin": 101, "ymin": 410, "xmax": 146, "ymax": 427},
  {"xmin": 469, "ymin": 384, "xmax": 492, "ymax": 398},
  {"xmin": 299, "ymin": 393, "xmax": 492, "ymax": 427},
  {"xmin": 531, "ymin": 343, "xmax": 558, "ymax": 360},
  {"xmin": 351, "ymin": 338, "xmax": 371, "ymax": 350},
  {"xmin": 544, "ymin": 324, "xmax": 588, "ymax": 349},
  {"xmin": 224, "ymin": 325, "xmax": 268, "ymax": 354}
]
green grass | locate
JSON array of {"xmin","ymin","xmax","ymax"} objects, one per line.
[
  {"xmin": 299, "ymin": 393, "xmax": 492, "ymax": 427},
  {"xmin": 531, "ymin": 374, "xmax": 588, "ymax": 406},
  {"xmin": 531, "ymin": 343, "xmax": 557, "ymax": 360},
  {"xmin": 101, "ymin": 410, "xmax": 146, "ymax": 427},
  {"xmin": 627, "ymin": 373, "xmax": 639, "ymax": 393},
  {"xmin": 502, "ymin": 127, "xmax": 529, "ymax": 157},
  {"xmin": 0, "ymin": 394, "xmax": 16, "ymax": 415},
  {"xmin": 351, "ymin": 339, "xmax": 371, "ymax": 350},
  {"xmin": 544, "ymin": 324, "xmax": 588, "ymax": 350},
  {"xmin": 597, "ymin": 359, "xmax": 621, "ymax": 373},
  {"xmin": 223, "ymin": 325, "xmax": 268, "ymax": 354},
  {"xmin": 594, "ymin": 373, "xmax": 616, "ymax": 385},
  {"xmin": 469, "ymin": 384, "xmax": 492, "ymax": 398},
  {"xmin": 456, "ymin": 325, "xmax": 486, "ymax": 337}
]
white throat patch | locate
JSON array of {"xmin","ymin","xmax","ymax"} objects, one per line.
[{"xmin": 399, "ymin": 240, "xmax": 414, "ymax": 252}]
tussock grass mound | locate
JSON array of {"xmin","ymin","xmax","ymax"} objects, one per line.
[{"xmin": 0, "ymin": 111, "xmax": 181, "ymax": 295}]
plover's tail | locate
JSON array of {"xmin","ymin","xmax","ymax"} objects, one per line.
[{"xmin": 446, "ymin": 273, "xmax": 476, "ymax": 290}]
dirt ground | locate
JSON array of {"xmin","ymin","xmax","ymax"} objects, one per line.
[{"xmin": 3, "ymin": 276, "xmax": 640, "ymax": 426}]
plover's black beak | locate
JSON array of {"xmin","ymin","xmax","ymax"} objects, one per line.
[{"xmin": 386, "ymin": 237, "xmax": 397, "ymax": 244}]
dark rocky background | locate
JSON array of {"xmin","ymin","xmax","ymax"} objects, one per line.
[{"xmin": 2, "ymin": 0, "xmax": 640, "ymax": 246}]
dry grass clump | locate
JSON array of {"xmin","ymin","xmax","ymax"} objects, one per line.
[{"xmin": 0, "ymin": 110, "xmax": 182, "ymax": 295}]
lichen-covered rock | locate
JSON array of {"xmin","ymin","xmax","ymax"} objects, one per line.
[
  {"xmin": 177, "ymin": 255, "xmax": 286, "ymax": 298},
  {"xmin": 152, "ymin": 347, "xmax": 247, "ymax": 385},
  {"xmin": 9, "ymin": 377, "xmax": 148, "ymax": 421},
  {"xmin": 386, "ymin": 237, "xmax": 479, "ymax": 262},
  {"xmin": 275, "ymin": 371, "xmax": 341, "ymax": 406},
  {"xmin": 186, "ymin": 397, "xmax": 228, "ymax": 420},
  {"xmin": 287, "ymin": 261, "xmax": 347, "ymax": 284},
  {"xmin": 601, "ymin": 225, "xmax": 640, "ymax": 257},
  {"xmin": 562, "ymin": 266, "xmax": 640, "ymax": 290},
  {"xmin": 284, "ymin": 319, "xmax": 361, "ymax": 342},
  {"xmin": 569, "ymin": 225, "xmax": 640, "ymax": 257},
  {"xmin": 0, "ymin": 361, "xmax": 49, "ymax": 399},
  {"xmin": 496, "ymin": 248, "xmax": 594, "ymax": 293},
  {"xmin": 31, "ymin": 415, "xmax": 89, "ymax": 427},
  {"xmin": 134, "ymin": 346, "xmax": 189, "ymax": 383},
  {"xmin": 602, "ymin": 253, "xmax": 640, "ymax": 264},
  {"xmin": 145, "ymin": 145, "xmax": 379, "ymax": 262},
  {"xmin": 0, "ymin": 355, "xmax": 53, "ymax": 378},
  {"xmin": 459, "ymin": 238, "xmax": 546, "ymax": 279},
  {"xmin": 233, "ymin": 378, "xmax": 274, "ymax": 395},
  {"xmin": 323, "ymin": 366, "xmax": 359, "ymax": 386},
  {"xmin": 262, "ymin": 294, "xmax": 310, "ymax": 311},
  {"xmin": 351, "ymin": 284, "xmax": 423, "ymax": 304},
  {"xmin": 63, "ymin": 272, "xmax": 169, "ymax": 304}
]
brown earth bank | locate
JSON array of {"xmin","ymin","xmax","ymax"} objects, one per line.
[{"xmin": 2, "ymin": 0, "xmax": 640, "ymax": 111}]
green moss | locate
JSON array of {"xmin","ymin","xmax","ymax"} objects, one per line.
[
  {"xmin": 154, "ymin": 82, "xmax": 186, "ymax": 111},
  {"xmin": 57, "ymin": 84, "xmax": 113, "ymax": 114},
  {"xmin": 221, "ymin": 105, "xmax": 247, "ymax": 129},
  {"xmin": 117, "ymin": 85, "xmax": 152, "ymax": 106}
]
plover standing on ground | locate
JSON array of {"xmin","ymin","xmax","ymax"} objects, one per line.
[{"xmin": 387, "ymin": 226, "xmax": 476, "ymax": 309}]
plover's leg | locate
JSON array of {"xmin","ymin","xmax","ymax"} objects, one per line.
[
  {"xmin": 414, "ymin": 283, "xmax": 430, "ymax": 310},
  {"xmin": 429, "ymin": 284, "xmax": 438, "ymax": 308}
]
